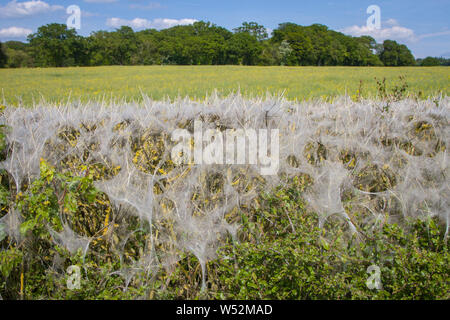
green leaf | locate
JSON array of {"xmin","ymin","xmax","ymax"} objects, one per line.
[
  {"xmin": 20, "ymin": 219, "xmax": 37, "ymax": 235},
  {"xmin": 64, "ymin": 192, "xmax": 78, "ymax": 213},
  {"xmin": 319, "ymin": 237, "xmax": 330, "ymax": 251}
]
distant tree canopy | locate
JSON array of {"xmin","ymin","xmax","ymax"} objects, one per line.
[
  {"xmin": 0, "ymin": 41, "xmax": 7, "ymax": 68},
  {"xmin": 233, "ymin": 22, "xmax": 268, "ymax": 42},
  {"xmin": 0, "ymin": 21, "xmax": 432, "ymax": 68},
  {"xmin": 270, "ymin": 23, "xmax": 383, "ymax": 66},
  {"xmin": 1, "ymin": 41, "xmax": 33, "ymax": 68},
  {"xmin": 27, "ymin": 23, "xmax": 88, "ymax": 67},
  {"xmin": 378, "ymin": 40, "xmax": 416, "ymax": 66},
  {"xmin": 417, "ymin": 56, "xmax": 450, "ymax": 66}
]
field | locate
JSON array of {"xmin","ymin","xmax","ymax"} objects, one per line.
[
  {"xmin": 0, "ymin": 66, "xmax": 449, "ymax": 106},
  {"xmin": 0, "ymin": 66, "xmax": 449, "ymax": 300}
]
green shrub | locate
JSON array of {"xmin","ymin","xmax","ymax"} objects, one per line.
[{"xmin": 212, "ymin": 186, "xmax": 449, "ymax": 299}]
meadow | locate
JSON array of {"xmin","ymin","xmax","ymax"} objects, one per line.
[{"xmin": 0, "ymin": 66, "xmax": 449, "ymax": 106}]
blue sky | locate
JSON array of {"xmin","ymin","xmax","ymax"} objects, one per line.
[{"xmin": 0, "ymin": 0, "xmax": 449, "ymax": 58}]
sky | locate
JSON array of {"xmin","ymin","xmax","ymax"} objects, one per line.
[{"xmin": 0, "ymin": 0, "xmax": 449, "ymax": 58}]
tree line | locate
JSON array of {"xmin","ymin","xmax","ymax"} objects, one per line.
[{"xmin": 0, "ymin": 21, "xmax": 446, "ymax": 68}]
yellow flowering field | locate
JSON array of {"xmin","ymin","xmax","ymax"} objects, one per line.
[{"xmin": 0, "ymin": 66, "xmax": 448, "ymax": 106}]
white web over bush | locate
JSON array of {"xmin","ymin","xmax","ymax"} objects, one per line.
[{"xmin": 0, "ymin": 93, "xmax": 448, "ymax": 289}]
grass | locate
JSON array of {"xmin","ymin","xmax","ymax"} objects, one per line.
[{"xmin": 0, "ymin": 66, "xmax": 449, "ymax": 106}]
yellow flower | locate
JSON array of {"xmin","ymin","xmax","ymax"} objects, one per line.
[{"xmin": 102, "ymin": 212, "xmax": 110, "ymax": 236}]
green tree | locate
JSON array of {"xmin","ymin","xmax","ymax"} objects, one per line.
[
  {"xmin": 272, "ymin": 23, "xmax": 315, "ymax": 65},
  {"xmin": 3, "ymin": 40, "xmax": 34, "ymax": 67},
  {"xmin": 3, "ymin": 41, "xmax": 28, "ymax": 51},
  {"xmin": 154, "ymin": 21, "xmax": 232, "ymax": 65},
  {"xmin": 355, "ymin": 36, "xmax": 383, "ymax": 66},
  {"xmin": 28, "ymin": 23, "xmax": 87, "ymax": 67},
  {"xmin": 271, "ymin": 23, "xmax": 386, "ymax": 66},
  {"xmin": 227, "ymin": 32, "xmax": 262, "ymax": 65},
  {"xmin": 278, "ymin": 40, "xmax": 293, "ymax": 66},
  {"xmin": 2, "ymin": 21, "xmax": 419, "ymax": 68},
  {"xmin": 5, "ymin": 48, "xmax": 34, "ymax": 68},
  {"xmin": 256, "ymin": 41, "xmax": 281, "ymax": 65},
  {"xmin": 87, "ymin": 31, "xmax": 113, "ymax": 66},
  {"xmin": 233, "ymin": 22, "xmax": 268, "ymax": 41},
  {"xmin": 133, "ymin": 29, "xmax": 162, "ymax": 65},
  {"xmin": 0, "ymin": 42, "xmax": 7, "ymax": 68},
  {"xmin": 112, "ymin": 26, "xmax": 139, "ymax": 65},
  {"xmin": 419, "ymin": 56, "xmax": 441, "ymax": 66},
  {"xmin": 379, "ymin": 40, "xmax": 415, "ymax": 66}
]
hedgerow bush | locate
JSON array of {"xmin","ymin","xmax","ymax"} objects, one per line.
[
  {"xmin": 0, "ymin": 90, "xmax": 448, "ymax": 299},
  {"xmin": 212, "ymin": 186, "xmax": 449, "ymax": 299}
]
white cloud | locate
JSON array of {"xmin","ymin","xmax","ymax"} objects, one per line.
[
  {"xmin": 384, "ymin": 19, "xmax": 399, "ymax": 27},
  {"xmin": 106, "ymin": 17, "xmax": 198, "ymax": 30},
  {"xmin": 0, "ymin": 26, "xmax": 33, "ymax": 38},
  {"xmin": 340, "ymin": 24, "xmax": 417, "ymax": 43},
  {"xmin": 107, "ymin": 18, "xmax": 150, "ymax": 29},
  {"xmin": 342, "ymin": 21, "xmax": 450, "ymax": 44},
  {"xmin": 0, "ymin": 0, "xmax": 64, "ymax": 18},
  {"xmin": 418, "ymin": 30, "xmax": 450, "ymax": 40}
]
